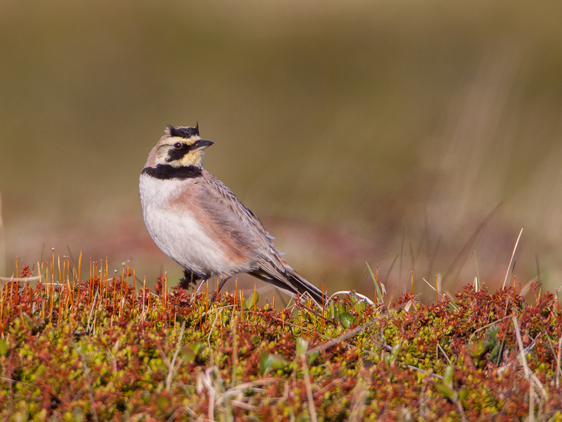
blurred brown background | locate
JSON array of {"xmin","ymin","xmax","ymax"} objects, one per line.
[{"xmin": 1, "ymin": 0, "xmax": 562, "ymax": 301}]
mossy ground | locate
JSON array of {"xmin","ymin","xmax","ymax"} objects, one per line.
[{"xmin": 0, "ymin": 255, "xmax": 561, "ymax": 421}]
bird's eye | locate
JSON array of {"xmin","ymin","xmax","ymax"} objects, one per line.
[{"xmin": 173, "ymin": 142, "xmax": 182, "ymax": 149}]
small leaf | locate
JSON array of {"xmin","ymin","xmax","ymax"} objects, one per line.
[
  {"xmin": 443, "ymin": 364, "xmax": 454, "ymax": 386},
  {"xmin": 354, "ymin": 301, "xmax": 366, "ymax": 313},
  {"xmin": 0, "ymin": 339, "xmax": 8, "ymax": 357},
  {"xmin": 141, "ymin": 390, "xmax": 151, "ymax": 404},
  {"xmin": 259, "ymin": 352, "xmax": 274, "ymax": 374},
  {"xmin": 339, "ymin": 312, "xmax": 356, "ymax": 328},
  {"xmin": 307, "ymin": 351, "xmax": 319, "ymax": 366},
  {"xmin": 327, "ymin": 302, "xmax": 337, "ymax": 319},
  {"xmin": 366, "ymin": 262, "xmax": 384, "ymax": 304},
  {"xmin": 468, "ymin": 341, "xmax": 486, "ymax": 360},
  {"xmin": 296, "ymin": 338, "xmax": 309, "ymax": 356},
  {"xmin": 488, "ymin": 344, "xmax": 501, "ymax": 363},
  {"xmin": 434, "ymin": 383, "xmax": 455, "ymax": 400},
  {"xmin": 259, "ymin": 352, "xmax": 287, "ymax": 374},
  {"xmin": 181, "ymin": 345, "xmax": 195, "ymax": 363},
  {"xmin": 389, "ymin": 343, "xmax": 402, "ymax": 364},
  {"xmin": 112, "ymin": 340, "xmax": 120, "ymax": 355},
  {"xmin": 243, "ymin": 291, "xmax": 259, "ymax": 309},
  {"xmin": 156, "ymin": 393, "xmax": 170, "ymax": 409},
  {"xmin": 188, "ymin": 342, "xmax": 205, "ymax": 358},
  {"xmin": 22, "ymin": 313, "xmax": 33, "ymax": 329},
  {"xmin": 296, "ymin": 411, "xmax": 311, "ymax": 422},
  {"xmin": 337, "ymin": 303, "xmax": 346, "ymax": 315},
  {"xmin": 270, "ymin": 354, "xmax": 288, "ymax": 370}
]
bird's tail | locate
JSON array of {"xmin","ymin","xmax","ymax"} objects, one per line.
[{"xmin": 251, "ymin": 255, "xmax": 327, "ymax": 306}]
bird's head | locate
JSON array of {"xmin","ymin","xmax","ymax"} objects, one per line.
[{"xmin": 147, "ymin": 123, "xmax": 214, "ymax": 168}]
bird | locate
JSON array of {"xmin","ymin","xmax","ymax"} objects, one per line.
[{"xmin": 139, "ymin": 123, "xmax": 326, "ymax": 305}]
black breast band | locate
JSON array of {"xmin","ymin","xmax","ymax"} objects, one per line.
[{"xmin": 142, "ymin": 164, "xmax": 202, "ymax": 180}]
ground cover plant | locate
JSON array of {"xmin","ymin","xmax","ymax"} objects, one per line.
[{"xmin": 0, "ymin": 252, "xmax": 561, "ymax": 421}]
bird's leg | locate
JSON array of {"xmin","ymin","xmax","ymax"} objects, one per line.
[
  {"xmin": 196, "ymin": 280, "xmax": 207, "ymax": 294},
  {"xmin": 210, "ymin": 277, "xmax": 230, "ymax": 303}
]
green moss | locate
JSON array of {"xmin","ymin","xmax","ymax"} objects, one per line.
[{"xmin": 0, "ymin": 277, "xmax": 561, "ymax": 420}]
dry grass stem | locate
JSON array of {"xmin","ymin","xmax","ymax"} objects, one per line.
[
  {"xmin": 307, "ymin": 318, "xmax": 380, "ymax": 356},
  {"xmin": 502, "ymin": 228, "xmax": 523, "ymax": 289},
  {"xmin": 555, "ymin": 337, "xmax": 562, "ymax": 388},
  {"xmin": 166, "ymin": 320, "xmax": 187, "ymax": 392},
  {"xmin": 512, "ymin": 316, "xmax": 548, "ymax": 406},
  {"xmin": 300, "ymin": 355, "xmax": 318, "ymax": 422}
]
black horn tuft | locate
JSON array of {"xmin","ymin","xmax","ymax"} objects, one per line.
[{"xmin": 166, "ymin": 124, "xmax": 200, "ymax": 138}]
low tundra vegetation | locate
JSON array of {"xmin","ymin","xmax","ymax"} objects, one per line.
[{"xmin": 0, "ymin": 253, "xmax": 561, "ymax": 421}]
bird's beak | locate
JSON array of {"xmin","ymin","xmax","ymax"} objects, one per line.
[{"xmin": 193, "ymin": 140, "xmax": 214, "ymax": 151}]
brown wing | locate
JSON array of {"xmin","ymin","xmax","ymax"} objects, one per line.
[
  {"xmin": 197, "ymin": 170, "xmax": 326, "ymax": 304},
  {"xmin": 195, "ymin": 170, "xmax": 275, "ymax": 263}
]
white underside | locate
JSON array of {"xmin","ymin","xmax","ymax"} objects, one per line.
[{"xmin": 139, "ymin": 174, "xmax": 233, "ymax": 277}]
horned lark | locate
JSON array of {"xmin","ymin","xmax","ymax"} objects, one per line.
[{"xmin": 139, "ymin": 124, "xmax": 325, "ymax": 305}]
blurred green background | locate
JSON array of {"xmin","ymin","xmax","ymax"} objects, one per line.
[{"xmin": 1, "ymin": 0, "xmax": 562, "ymax": 301}]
